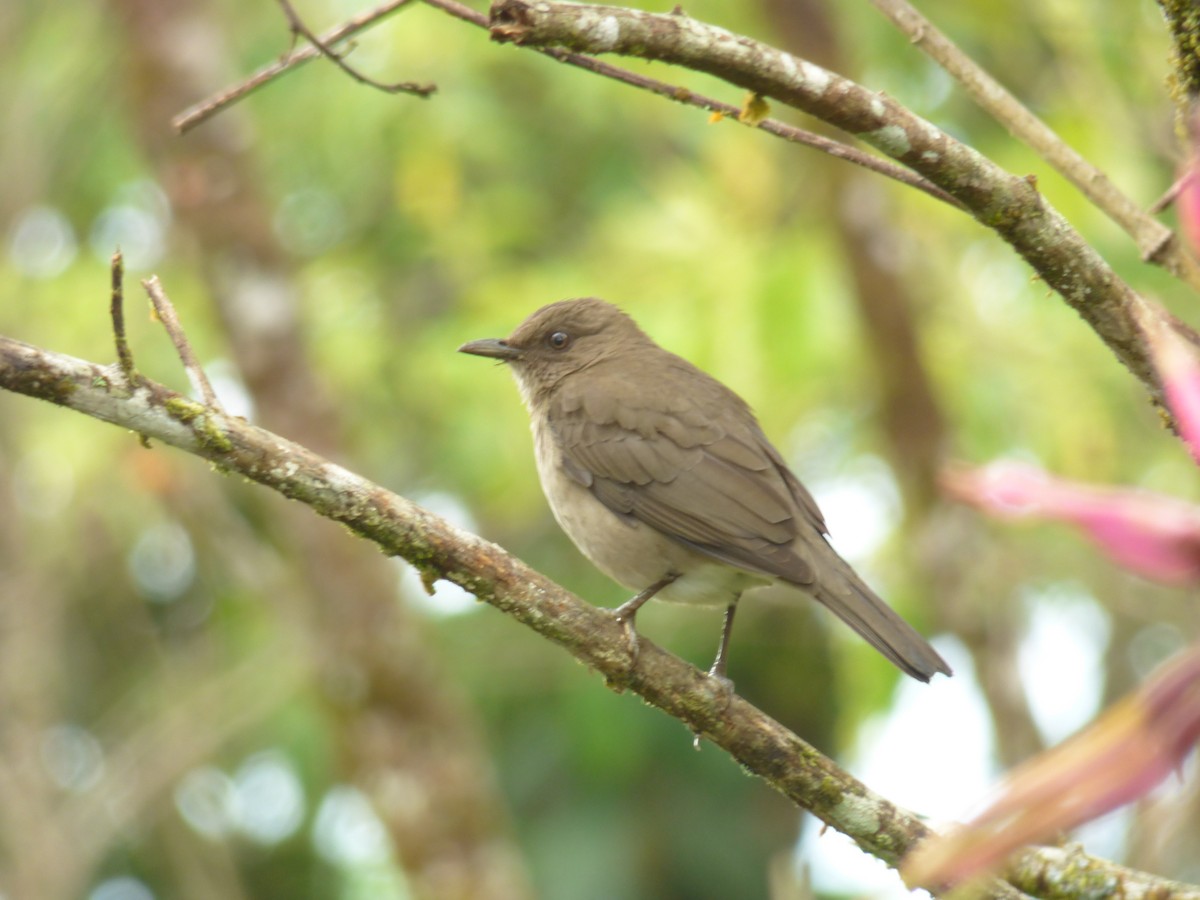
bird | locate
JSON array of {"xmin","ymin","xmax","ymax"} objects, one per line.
[{"xmin": 458, "ymin": 298, "xmax": 951, "ymax": 683}]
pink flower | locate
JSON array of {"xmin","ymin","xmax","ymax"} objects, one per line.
[
  {"xmin": 1132, "ymin": 299, "xmax": 1200, "ymax": 464},
  {"xmin": 903, "ymin": 646, "xmax": 1200, "ymax": 887},
  {"xmin": 943, "ymin": 461, "xmax": 1200, "ymax": 584}
]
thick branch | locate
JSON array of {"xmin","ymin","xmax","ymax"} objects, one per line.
[
  {"xmin": 486, "ymin": 1, "xmax": 1169, "ymax": 404},
  {"xmin": 1010, "ymin": 845, "xmax": 1200, "ymax": 900},
  {"xmin": 870, "ymin": 0, "xmax": 1198, "ymax": 289},
  {"xmin": 0, "ymin": 331, "xmax": 1001, "ymax": 894}
]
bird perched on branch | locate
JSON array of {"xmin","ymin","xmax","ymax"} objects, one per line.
[{"xmin": 460, "ymin": 298, "xmax": 950, "ymax": 683}]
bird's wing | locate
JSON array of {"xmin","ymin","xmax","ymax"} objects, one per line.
[{"xmin": 549, "ymin": 366, "xmax": 824, "ymax": 586}]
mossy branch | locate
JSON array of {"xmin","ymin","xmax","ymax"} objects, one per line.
[
  {"xmin": 1158, "ymin": 1, "xmax": 1200, "ymax": 105},
  {"xmin": 0, "ymin": 329, "xmax": 984, "ymax": 895}
]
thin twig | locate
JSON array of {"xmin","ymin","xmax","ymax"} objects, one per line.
[
  {"xmin": 1150, "ymin": 171, "xmax": 1188, "ymax": 215},
  {"xmin": 109, "ymin": 250, "xmax": 137, "ymax": 387},
  {"xmin": 868, "ymin": 0, "xmax": 1200, "ymax": 292},
  {"xmin": 141, "ymin": 277, "xmax": 224, "ymax": 412},
  {"xmin": 111, "ymin": 251, "xmax": 152, "ymax": 448},
  {"xmin": 172, "ymin": 0, "xmax": 421, "ymax": 133},
  {"xmin": 420, "ymin": 0, "xmax": 961, "ymax": 207},
  {"xmin": 275, "ymin": 0, "xmax": 435, "ymax": 97}
]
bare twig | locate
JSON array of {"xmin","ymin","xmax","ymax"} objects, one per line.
[
  {"xmin": 275, "ymin": 0, "xmax": 435, "ymax": 97},
  {"xmin": 868, "ymin": 0, "xmax": 1200, "ymax": 292},
  {"xmin": 109, "ymin": 250, "xmax": 137, "ymax": 386},
  {"xmin": 1150, "ymin": 171, "xmax": 1190, "ymax": 215},
  {"xmin": 418, "ymin": 0, "xmax": 485, "ymax": 26},
  {"xmin": 142, "ymin": 276, "xmax": 223, "ymax": 411},
  {"xmin": 110, "ymin": 250, "xmax": 152, "ymax": 448},
  {"xmin": 172, "ymin": 0, "xmax": 421, "ymax": 132}
]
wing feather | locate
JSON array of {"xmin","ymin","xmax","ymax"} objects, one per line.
[{"xmin": 549, "ymin": 369, "xmax": 819, "ymax": 585}]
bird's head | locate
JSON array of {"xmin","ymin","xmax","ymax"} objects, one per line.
[{"xmin": 458, "ymin": 297, "xmax": 651, "ymax": 401}]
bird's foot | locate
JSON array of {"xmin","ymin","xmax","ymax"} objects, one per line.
[
  {"xmin": 607, "ymin": 573, "xmax": 679, "ymax": 676},
  {"xmin": 705, "ymin": 663, "xmax": 735, "ymax": 712},
  {"xmin": 609, "ymin": 604, "xmax": 642, "ymax": 672},
  {"xmin": 707, "ymin": 661, "xmax": 735, "ymax": 687},
  {"xmin": 692, "ymin": 659, "xmax": 735, "ymax": 750}
]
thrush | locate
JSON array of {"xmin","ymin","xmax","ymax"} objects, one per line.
[{"xmin": 459, "ymin": 298, "xmax": 951, "ymax": 683}]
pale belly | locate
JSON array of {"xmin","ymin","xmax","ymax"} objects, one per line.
[{"xmin": 533, "ymin": 427, "xmax": 767, "ymax": 607}]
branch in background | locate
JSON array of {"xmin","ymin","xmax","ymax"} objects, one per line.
[
  {"xmin": 484, "ymin": 0, "xmax": 1188, "ymax": 413},
  {"xmin": 275, "ymin": 0, "xmax": 435, "ymax": 97},
  {"xmin": 71, "ymin": 634, "xmax": 310, "ymax": 888},
  {"xmin": 172, "ymin": 0, "xmax": 960, "ymax": 208},
  {"xmin": 420, "ymin": 0, "xmax": 961, "ymax": 206},
  {"xmin": 869, "ymin": 0, "xmax": 1200, "ymax": 291},
  {"xmin": 173, "ymin": 0, "xmax": 421, "ymax": 132}
]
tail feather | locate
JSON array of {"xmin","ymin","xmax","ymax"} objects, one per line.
[{"xmin": 804, "ymin": 545, "xmax": 951, "ymax": 682}]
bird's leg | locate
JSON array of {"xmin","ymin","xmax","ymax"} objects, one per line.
[
  {"xmin": 692, "ymin": 602, "xmax": 740, "ymax": 751},
  {"xmin": 612, "ymin": 571, "xmax": 679, "ymax": 623},
  {"xmin": 708, "ymin": 602, "xmax": 739, "ymax": 681},
  {"xmin": 611, "ymin": 572, "xmax": 679, "ymax": 666}
]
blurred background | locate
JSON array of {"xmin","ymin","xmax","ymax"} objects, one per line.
[{"xmin": 0, "ymin": 0, "xmax": 1196, "ymax": 897}]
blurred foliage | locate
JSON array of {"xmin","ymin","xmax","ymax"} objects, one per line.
[{"xmin": 1, "ymin": 0, "xmax": 1199, "ymax": 897}]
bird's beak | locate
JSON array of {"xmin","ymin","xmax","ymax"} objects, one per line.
[{"xmin": 458, "ymin": 337, "xmax": 522, "ymax": 361}]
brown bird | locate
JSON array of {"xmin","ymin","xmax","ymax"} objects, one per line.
[{"xmin": 459, "ymin": 298, "xmax": 951, "ymax": 683}]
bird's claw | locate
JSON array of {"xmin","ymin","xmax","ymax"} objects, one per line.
[
  {"xmin": 612, "ymin": 608, "xmax": 641, "ymax": 669},
  {"xmin": 706, "ymin": 667, "xmax": 735, "ymax": 712},
  {"xmin": 691, "ymin": 666, "xmax": 735, "ymax": 750}
]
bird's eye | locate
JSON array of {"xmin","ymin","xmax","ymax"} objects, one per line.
[{"xmin": 548, "ymin": 330, "xmax": 571, "ymax": 350}]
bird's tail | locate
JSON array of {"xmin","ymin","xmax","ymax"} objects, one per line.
[{"xmin": 805, "ymin": 543, "xmax": 951, "ymax": 682}]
